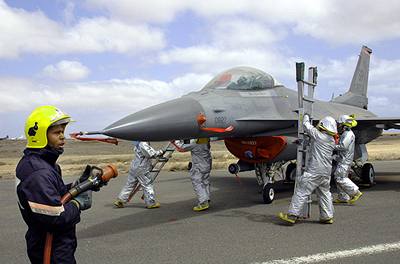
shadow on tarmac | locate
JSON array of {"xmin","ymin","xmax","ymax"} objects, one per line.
[
  {"xmin": 79, "ymin": 169, "xmax": 399, "ymax": 238},
  {"xmin": 79, "ymin": 176, "xmax": 295, "ymax": 239}
]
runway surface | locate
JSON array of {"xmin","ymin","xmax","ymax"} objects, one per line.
[{"xmin": 1, "ymin": 160, "xmax": 399, "ymax": 264}]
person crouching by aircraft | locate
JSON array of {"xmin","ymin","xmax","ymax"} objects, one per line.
[
  {"xmin": 333, "ymin": 115, "xmax": 363, "ymax": 204},
  {"xmin": 279, "ymin": 115, "xmax": 337, "ymax": 225},
  {"xmin": 114, "ymin": 141, "xmax": 164, "ymax": 209},
  {"xmin": 174, "ymin": 138, "xmax": 212, "ymax": 212},
  {"xmin": 16, "ymin": 106, "xmax": 93, "ymax": 263}
]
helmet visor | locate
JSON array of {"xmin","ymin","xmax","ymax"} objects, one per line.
[{"xmin": 50, "ymin": 117, "xmax": 72, "ymax": 127}]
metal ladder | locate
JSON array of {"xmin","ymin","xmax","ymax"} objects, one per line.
[
  {"xmin": 295, "ymin": 63, "xmax": 318, "ymax": 218},
  {"xmin": 127, "ymin": 142, "xmax": 176, "ymax": 202}
]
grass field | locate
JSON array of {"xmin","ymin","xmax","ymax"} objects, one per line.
[{"xmin": 1, "ymin": 133, "xmax": 399, "ymax": 180}]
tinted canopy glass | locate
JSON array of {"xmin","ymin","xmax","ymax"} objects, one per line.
[{"xmin": 203, "ymin": 67, "xmax": 277, "ymax": 91}]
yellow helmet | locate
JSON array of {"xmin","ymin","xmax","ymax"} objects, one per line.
[
  {"xmin": 25, "ymin": 105, "xmax": 72, "ymax": 148},
  {"xmin": 338, "ymin": 114, "xmax": 357, "ymax": 128}
]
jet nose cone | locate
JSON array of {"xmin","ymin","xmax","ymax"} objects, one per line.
[{"xmin": 103, "ymin": 97, "xmax": 203, "ymax": 141}]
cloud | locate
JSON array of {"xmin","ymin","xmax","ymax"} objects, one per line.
[
  {"xmin": 2, "ymin": 0, "xmax": 398, "ymax": 60},
  {"xmin": 0, "ymin": 1, "xmax": 165, "ymax": 58},
  {"xmin": 0, "ymin": 78, "xmax": 38, "ymax": 112},
  {"xmin": 85, "ymin": 0, "xmax": 189, "ymax": 24},
  {"xmin": 159, "ymin": 46, "xmax": 293, "ymax": 80},
  {"xmin": 63, "ymin": 1, "xmax": 76, "ymax": 26},
  {"xmin": 86, "ymin": 0, "xmax": 400, "ymax": 44},
  {"xmin": 42, "ymin": 60, "xmax": 90, "ymax": 81},
  {"xmin": 211, "ymin": 19, "xmax": 285, "ymax": 48},
  {"xmin": 0, "ymin": 73, "xmax": 211, "ymax": 134},
  {"xmin": 0, "ymin": 73, "xmax": 211, "ymax": 114}
]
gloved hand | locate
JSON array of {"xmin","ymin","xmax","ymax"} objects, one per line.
[
  {"xmin": 156, "ymin": 150, "xmax": 164, "ymax": 157},
  {"xmin": 72, "ymin": 190, "xmax": 92, "ymax": 211},
  {"xmin": 73, "ymin": 165, "xmax": 92, "ymax": 187},
  {"xmin": 73, "ymin": 165, "xmax": 103, "ymax": 191},
  {"xmin": 303, "ymin": 114, "xmax": 310, "ymax": 123}
]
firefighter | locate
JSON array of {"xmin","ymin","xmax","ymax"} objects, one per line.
[
  {"xmin": 333, "ymin": 114, "xmax": 363, "ymax": 204},
  {"xmin": 279, "ymin": 115, "xmax": 337, "ymax": 224},
  {"xmin": 113, "ymin": 141, "xmax": 164, "ymax": 209},
  {"xmin": 16, "ymin": 105, "xmax": 91, "ymax": 263},
  {"xmin": 174, "ymin": 138, "xmax": 212, "ymax": 211}
]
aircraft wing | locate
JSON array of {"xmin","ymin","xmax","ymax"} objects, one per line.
[
  {"xmin": 236, "ymin": 117, "xmax": 297, "ymax": 122},
  {"xmin": 236, "ymin": 116, "xmax": 400, "ymax": 130},
  {"xmin": 354, "ymin": 117, "xmax": 400, "ymax": 130}
]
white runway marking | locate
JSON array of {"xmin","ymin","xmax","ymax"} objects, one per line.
[{"xmin": 255, "ymin": 241, "xmax": 400, "ymax": 264}]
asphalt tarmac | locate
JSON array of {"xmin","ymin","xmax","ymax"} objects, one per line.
[{"xmin": 1, "ymin": 160, "xmax": 399, "ymax": 264}]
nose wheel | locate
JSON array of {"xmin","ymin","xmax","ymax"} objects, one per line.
[{"xmin": 262, "ymin": 183, "xmax": 275, "ymax": 204}]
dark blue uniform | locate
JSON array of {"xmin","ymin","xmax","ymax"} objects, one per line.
[{"xmin": 16, "ymin": 148, "xmax": 81, "ymax": 264}]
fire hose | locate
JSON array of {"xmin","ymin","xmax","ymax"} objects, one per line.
[{"xmin": 43, "ymin": 164, "xmax": 118, "ymax": 264}]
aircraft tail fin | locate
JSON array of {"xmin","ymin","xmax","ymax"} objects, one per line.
[{"xmin": 332, "ymin": 46, "xmax": 372, "ymax": 109}]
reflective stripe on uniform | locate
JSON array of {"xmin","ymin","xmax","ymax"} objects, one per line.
[
  {"xmin": 15, "ymin": 177, "xmax": 25, "ymax": 209},
  {"xmin": 28, "ymin": 201, "xmax": 65, "ymax": 216}
]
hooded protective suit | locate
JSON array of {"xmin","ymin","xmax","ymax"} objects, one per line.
[
  {"xmin": 288, "ymin": 115, "xmax": 336, "ymax": 220},
  {"xmin": 175, "ymin": 139, "xmax": 212, "ymax": 204},
  {"xmin": 117, "ymin": 141, "xmax": 162, "ymax": 206},
  {"xmin": 334, "ymin": 127, "xmax": 359, "ymax": 201}
]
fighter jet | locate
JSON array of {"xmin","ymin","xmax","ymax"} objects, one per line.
[{"xmin": 88, "ymin": 46, "xmax": 400, "ymax": 203}]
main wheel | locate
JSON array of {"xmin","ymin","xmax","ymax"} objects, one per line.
[
  {"xmin": 262, "ymin": 183, "xmax": 275, "ymax": 204},
  {"xmin": 285, "ymin": 162, "xmax": 296, "ymax": 182},
  {"xmin": 361, "ymin": 163, "xmax": 375, "ymax": 187}
]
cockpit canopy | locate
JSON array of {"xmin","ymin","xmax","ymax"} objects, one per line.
[{"xmin": 203, "ymin": 67, "xmax": 278, "ymax": 91}]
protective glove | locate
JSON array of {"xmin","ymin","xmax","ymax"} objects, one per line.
[
  {"xmin": 73, "ymin": 165, "xmax": 92, "ymax": 187},
  {"xmin": 156, "ymin": 149, "xmax": 164, "ymax": 157},
  {"xmin": 87, "ymin": 166, "xmax": 107, "ymax": 191},
  {"xmin": 72, "ymin": 165, "xmax": 103, "ymax": 192},
  {"xmin": 303, "ymin": 114, "xmax": 310, "ymax": 123},
  {"xmin": 72, "ymin": 190, "xmax": 92, "ymax": 211}
]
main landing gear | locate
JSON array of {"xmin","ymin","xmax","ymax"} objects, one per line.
[
  {"xmin": 357, "ymin": 162, "xmax": 375, "ymax": 187},
  {"xmin": 228, "ymin": 160, "xmax": 297, "ymax": 204},
  {"xmin": 255, "ymin": 161, "xmax": 288, "ymax": 204},
  {"xmin": 255, "ymin": 163, "xmax": 275, "ymax": 204},
  {"xmin": 350, "ymin": 162, "xmax": 375, "ymax": 187}
]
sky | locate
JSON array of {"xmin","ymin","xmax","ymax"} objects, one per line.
[{"xmin": 1, "ymin": 0, "xmax": 400, "ymax": 138}]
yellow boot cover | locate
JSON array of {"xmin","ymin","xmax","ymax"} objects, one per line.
[
  {"xmin": 278, "ymin": 212, "xmax": 297, "ymax": 225},
  {"xmin": 333, "ymin": 199, "xmax": 349, "ymax": 204},
  {"xmin": 349, "ymin": 191, "xmax": 363, "ymax": 204},
  {"xmin": 320, "ymin": 218, "xmax": 334, "ymax": 224},
  {"xmin": 147, "ymin": 202, "xmax": 161, "ymax": 209},
  {"xmin": 193, "ymin": 202, "xmax": 209, "ymax": 212},
  {"xmin": 113, "ymin": 199, "xmax": 125, "ymax": 208}
]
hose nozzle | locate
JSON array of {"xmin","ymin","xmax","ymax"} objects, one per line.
[
  {"xmin": 101, "ymin": 164, "xmax": 118, "ymax": 182},
  {"xmin": 68, "ymin": 164, "xmax": 118, "ymax": 198}
]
